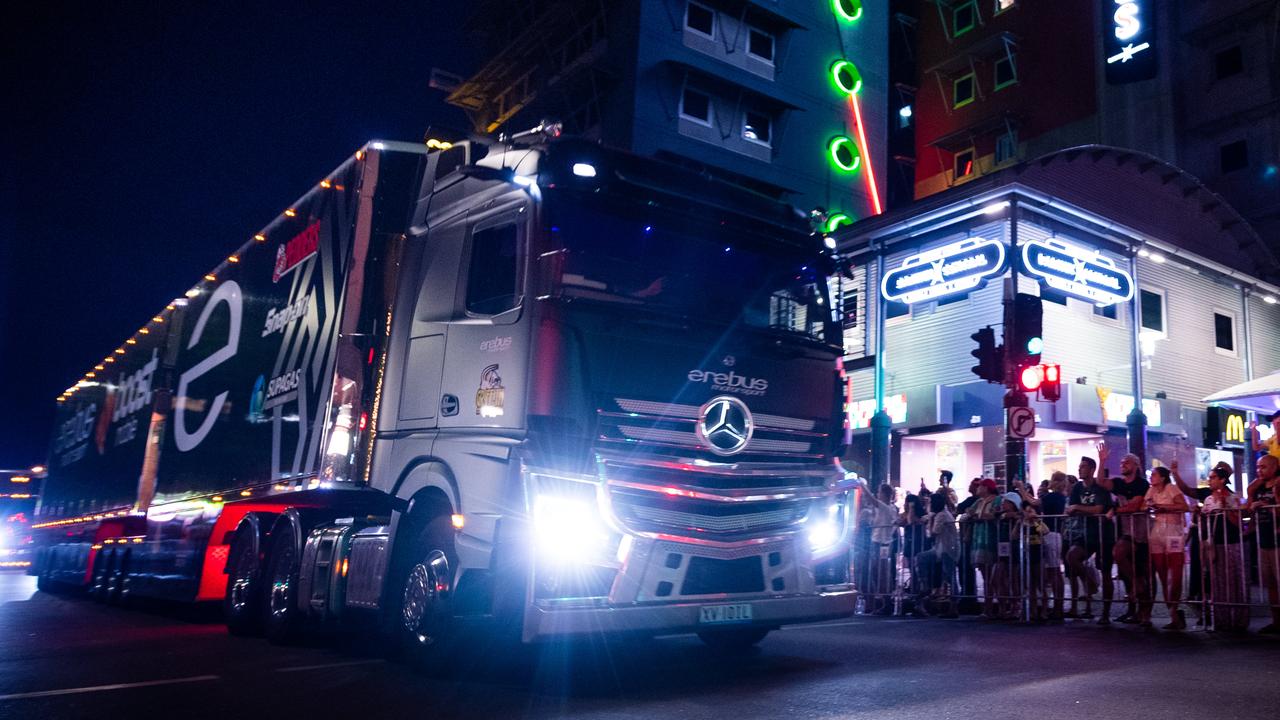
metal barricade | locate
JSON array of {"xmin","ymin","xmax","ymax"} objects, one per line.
[{"xmin": 848, "ymin": 496, "xmax": 1280, "ymax": 632}]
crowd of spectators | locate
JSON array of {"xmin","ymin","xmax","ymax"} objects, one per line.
[{"xmin": 852, "ymin": 445, "xmax": 1280, "ymax": 634}]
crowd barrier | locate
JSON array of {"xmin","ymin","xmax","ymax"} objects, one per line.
[{"xmin": 850, "ymin": 502, "xmax": 1280, "ymax": 633}]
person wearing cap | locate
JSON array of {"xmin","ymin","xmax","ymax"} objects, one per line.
[
  {"xmin": 1097, "ymin": 444, "xmax": 1153, "ymax": 627},
  {"xmin": 1065, "ymin": 453, "xmax": 1116, "ymax": 623},
  {"xmin": 990, "ymin": 490, "xmax": 1023, "ymax": 619},
  {"xmin": 961, "ymin": 479, "xmax": 1000, "ymax": 618}
]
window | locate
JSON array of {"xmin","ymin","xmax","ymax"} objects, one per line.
[
  {"xmin": 680, "ymin": 87, "xmax": 713, "ymax": 125},
  {"xmin": 994, "ymin": 0, "xmax": 1016, "ymax": 13},
  {"xmin": 685, "ymin": 2, "xmax": 715, "ymax": 38},
  {"xmin": 954, "ymin": 148, "xmax": 975, "ymax": 179},
  {"xmin": 466, "ymin": 223, "xmax": 521, "ymax": 315},
  {"xmin": 953, "ymin": 1, "xmax": 977, "ymax": 36},
  {"xmin": 1214, "ymin": 46, "xmax": 1243, "ymax": 79},
  {"xmin": 1214, "ymin": 313, "xmax": 1236, "ymax": 353},
  {"xmin": 995, "ymin": 131, "xmax": 1017, "ymax": 164},
  {"xmin": 743, "ymin": 110, "xmax": 771, "ymax": 146},
  {"xmin": 1139, "ymin": 288, "xmax": 1164, "ymax": 334},
  {"xmin": 1220, "ymin": 140, "xmax": 1248, "ymax": 173},
  {"xmin": 994, "ymin": 54, "xmax": 1017, "ymax": 90},
  {"xmin": 1094, "ymin": 303, "xmax": 1118, "ymax": 320},
  {"xmin": 953, "ymin": 73, "xmax": 975, "ymax": 108},
  {"xmin": 747, "ymin": 28, "xmax": 774, "ymax": 63}
]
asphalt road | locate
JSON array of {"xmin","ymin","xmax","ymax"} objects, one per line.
[{"xmin": 1, "ymin": 571, "xmax": 1276, "ymax": 720}]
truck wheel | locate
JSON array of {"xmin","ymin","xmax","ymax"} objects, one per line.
[
  {"xmin": 35, "ymin": 550, "xmax": 52, "ymax": 593},
  {"xmin": 696, "ymin": 627, "xmax": 771, "ymax": 652},
  {"xmin": 89, "ymin": 549, "xmax": 114, "ymax": 602},
  {"xmin": 262, "ymin": 525, "xmax": 303, "ymax": 644},
  {"xmin": 392, "ymin": 515, "xmax": 458, "ymax": 670},
  {"xmin": 105, "ymin": 551, "xmax": 128, "ymax": 605},
  {"xmin": 224, "ymin": 526, "xmax": 264, "ymax": 636}
]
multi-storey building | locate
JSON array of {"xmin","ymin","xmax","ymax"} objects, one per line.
[
  {"xmin": 437, "ymin": 0, "xmax": 889, "ymax": 222},
  {"xmin": 901, "ymin": 0, "xmax": 1279, "ymax": 247},
  {"xmin": 835, "ymin": 145, "xmax": 1280, "ymax": 488}
]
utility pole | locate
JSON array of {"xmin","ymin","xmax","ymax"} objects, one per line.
[{"xmin": 1003, "ymin": 198, "xmax": 1027, "ymax": 492}]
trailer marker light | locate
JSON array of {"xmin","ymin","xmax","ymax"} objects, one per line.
[
  {"xmin": 341, "ymin": 558, "xmax": 349, "ymax": 576},
  {"xmin": 240, "ymin": 490, "xmax": 251, "ymax": 497},
  {"xmin": 228, "ymin": 255, "xmax": 239, "ymax": 263},
  {"xmin": 284, "ymin": 209, "xmax": 297, "ymax": 218},
  {"xmin": 211, "ymin": 496, "xmax": 223, "ymax": 503},
  {"xmin": 253, "ymin": 234, "xmax": 266, "ymax": 243},
  {"xmin": 571, "ymin": 163, "xmax": 597, "ymax": 178},
  {"xmin": 94, "ymin": 364, "xmax": 104, "ymax": 370},
  {"xmin": 139, "ymin": 328, "xmax": 149, "ymax": 335},
  {"xmin": 320, "ymin": 179, "xmax": 332, "ymax": 189},
  {"xmin": 451, "ymin": 514, "xmax": 465, "ymax": 530},
  {"xmin": 204, "ymin": 274, "xmax": 216, "ymax": 282}
]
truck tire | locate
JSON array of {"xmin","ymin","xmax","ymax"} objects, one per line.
[
  {"xmin": 88, "ymin": 549, "xmax": 114, "ymax": 603},
  {"xmin": 391, "ymin": 515, "xmax": 458, "ymax": 670},
  {"xmin": 696, "ymin": 627, "xmax": 771, "ymax": 652},
  {"xmin": 105, "ymin": 550, "xmax": 128, "ymax": 605},
  {"xmin": 262, "ymin": 523, "xmax": 304, "ymax": 644},
  {"xmin": 35, "ymin": 550, "xmax": 52, "ymax": 593},
  {"xmin": 224, "ymin": 524, "xmax": 264, "ymax": 636}
]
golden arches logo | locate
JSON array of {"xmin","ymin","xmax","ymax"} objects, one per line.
[{"xmin": 1224, "ymin": 414, "xmax": 1246, "ymax": 444}]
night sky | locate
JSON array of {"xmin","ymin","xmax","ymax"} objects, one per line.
[{"xmin": 2, "ymin": 2, "xmax": 473, "ymax": 467}]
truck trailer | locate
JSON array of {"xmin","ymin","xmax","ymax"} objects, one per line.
[{"xmin": 34, "ymin": 128, "xmax": 856, "ymax": 655}]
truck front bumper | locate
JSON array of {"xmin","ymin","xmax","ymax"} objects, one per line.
[{"xmin": 522, "ymin": 587, "xmax": 855, "ymax": 641}]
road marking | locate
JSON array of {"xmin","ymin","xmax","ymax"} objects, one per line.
[
  {"xmin": 781, "ymin": 619, "xmax": 867, "ymax": 631},
  {"xmin": 275, "ymin": 659, "xmax": 385, "ymax": 673},
  {"xmin": 0, "ymin": 675, "xmax": 219, "ymax": 701}
]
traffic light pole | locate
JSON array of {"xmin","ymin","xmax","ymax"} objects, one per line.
[{"xmin": 1004, "ymin": 198, "xmax": 1027, "ymax": 490}]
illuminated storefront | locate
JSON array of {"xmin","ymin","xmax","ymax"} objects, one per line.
[{"xmin": 834, "ymin": 146, "xmax": 1280, "ymax": 488}]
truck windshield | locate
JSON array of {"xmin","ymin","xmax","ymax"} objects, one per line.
[{"xmin": 544, "ymin": 194, "xmax": 837, "ymax": 346}]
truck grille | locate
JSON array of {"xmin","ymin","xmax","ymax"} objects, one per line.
[
  {"xmin": 611, "ymin": 491, "xmax": 809, "ymax": 537},
  {"xmin": 596, "ymin": 397, "xmax": 827, "ymax": 461}
]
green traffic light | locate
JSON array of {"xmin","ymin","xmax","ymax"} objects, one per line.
[{"xmin": 1026, "ymin": 336, "xmax": 1043, "ymax": 354}]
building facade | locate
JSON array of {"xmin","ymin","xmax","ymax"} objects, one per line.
[
  {"xmin": 900, "ymin": 0, "xmax": 1279, "ymax": 248},
  {"xmin": 836, "ymin": 146, "xmax": 1280, "ymax": 490},
  {"xmin": 438, "ymin": 0, "xmax": 890, "ymax": 222}
]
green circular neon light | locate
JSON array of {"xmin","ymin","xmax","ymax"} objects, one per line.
[
  {"xmin": 825, "ymin": 213, "xmax": 853, "ymax": 233},
  {"xmin": 828, "ymin": 136, "xmax": 861, "ymax": 173},
  {"xmin": 832, "ymin": 0, "xmax": 863, "ymax": 22},
  {"xmin": 830, "ymin": 60, "xmax": 863, "ymax": 96}
]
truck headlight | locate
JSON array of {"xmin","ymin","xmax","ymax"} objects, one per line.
[
  {"xmin": 533, "ymin": 493, "xmax": 609, "ymax": 564},
  {"xmin": 807, "ymin": 497, "xmax": 849, "ymax": 556}
]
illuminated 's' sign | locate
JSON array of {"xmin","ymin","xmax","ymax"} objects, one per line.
[
  {"xmin": 1104, "ymin": 0, "xmax": 1156, "ymax": 84},
  {"xmin": 1021, "ymin": 238, "xmax": 1134, "ymax": 307},
  {"xmin": 880, "ymin": 237, "xmax": 1006, "ymax": 305}
]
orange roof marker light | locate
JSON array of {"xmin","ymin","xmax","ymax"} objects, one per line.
[{"xmin": 284, "ymin": 209, "xmax": 297, "ymax": 218}]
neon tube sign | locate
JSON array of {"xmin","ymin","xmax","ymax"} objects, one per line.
[{"xmin": 1104, "ymin": 1, "xmax": 1156, "ymax": 84}]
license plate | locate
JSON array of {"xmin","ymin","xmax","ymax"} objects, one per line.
[{"xmin": 699, "ymin": 603, "xmax": 753, "ymax": 625}]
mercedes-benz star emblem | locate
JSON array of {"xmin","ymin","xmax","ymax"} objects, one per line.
[{"xmin": 697, "ymin": 395, "xmax": 753, "ymax": 456}]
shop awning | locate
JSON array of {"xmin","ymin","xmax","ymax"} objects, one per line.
[{"xmin": 1202, "ymin": 373, "xmax": 1280, "ymax": 415}]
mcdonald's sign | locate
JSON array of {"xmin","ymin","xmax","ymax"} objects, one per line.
[{"xmin": 1207, "ymin": 407, "xmax": 1248, "ymax": 448}]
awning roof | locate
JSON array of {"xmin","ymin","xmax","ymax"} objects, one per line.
[{"xmin": 1202, "ymin": 373, "xmax": 1280, "ymax": 414}]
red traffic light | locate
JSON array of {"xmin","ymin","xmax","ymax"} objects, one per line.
[
  {"xmin": 1044, "ymin": 363, "xmax": 1060, "ymax": 383},
  {"xmin": 1020, "ymin": 365, "xmax": 1044, "ymax": 392}
]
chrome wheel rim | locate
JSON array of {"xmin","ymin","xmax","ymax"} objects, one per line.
[
  {"xmin": 400, "ymin": 550, "xmax": 450, "ymax": 645},
  {"xmin": 268, "ymin": 540, "xmax": 295, "ymax": 621}
]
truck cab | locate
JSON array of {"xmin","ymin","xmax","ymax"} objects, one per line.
[{"xmin": 356, "ymin": 134, "xmax": 855, "ymax": 652}]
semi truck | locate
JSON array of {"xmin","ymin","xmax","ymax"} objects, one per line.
[{"xmin": 33, "ymin": 126, "xmax": 856, "ymax": 656}]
